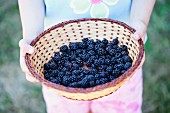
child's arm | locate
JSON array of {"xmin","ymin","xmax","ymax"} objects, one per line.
[
  {"xmin": 18, "ymin": 0, "xmax": 45, "ymax": 82},
  {"xmin": 130, "ymin": 0, "xmax": 156, "ymax": 41}
]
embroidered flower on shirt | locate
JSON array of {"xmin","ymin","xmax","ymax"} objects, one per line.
[{"xmin": 70, "ymin": 0, "xmax": 119, "ymax": 18}]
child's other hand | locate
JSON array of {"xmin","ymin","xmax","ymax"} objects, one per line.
[
  {"xmin": 130, "ymin": 19, "xmax": 147, "ymax": 42},
  {"xmin": 19, "ymin": 39, "xmax": 39, "ymax": 82}
]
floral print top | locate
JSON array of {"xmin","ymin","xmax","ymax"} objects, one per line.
[{"xmin": 44, "ymin": 0, "xmax": 132, "ymax": 29}]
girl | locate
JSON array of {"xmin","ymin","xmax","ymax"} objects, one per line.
[{"xmin": 18, "ymin": 0, "xmax": 155, "ymax": 113}]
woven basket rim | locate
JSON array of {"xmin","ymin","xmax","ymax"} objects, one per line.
[{"xmin": 25, "ymin": 18, "xmax": 144, "ymax": 94}]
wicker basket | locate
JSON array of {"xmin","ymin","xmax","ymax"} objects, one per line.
[{"xmin": 25, "ymin": 18, "xmax": 145, "ymax": 101}]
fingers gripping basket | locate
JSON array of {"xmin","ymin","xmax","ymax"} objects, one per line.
[{"xmin": 25, "ymin": 18, "xmax": 145, "ymax": 101}]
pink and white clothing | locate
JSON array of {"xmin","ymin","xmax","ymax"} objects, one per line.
[{"xmin": 43, "ymin": 0, "xmax": 143, "ymax": 113}]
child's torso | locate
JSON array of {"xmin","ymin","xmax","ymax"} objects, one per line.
[{"xmin": 44, "ymin": 0, "xmax": 132, "ymax": 29}]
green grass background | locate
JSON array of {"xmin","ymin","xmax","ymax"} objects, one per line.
[{"xmin": 0, "ymin": 0, "xmax": 170, "ymax": 113}]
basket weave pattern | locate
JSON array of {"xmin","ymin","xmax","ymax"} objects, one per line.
[{"xmin": 25, "ymin": 18, "xmax": 144, "ymax": 100}]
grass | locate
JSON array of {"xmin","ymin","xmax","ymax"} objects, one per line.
[{"xmin": 0, "ymin": 0, "xmax": 170, "ymax": 113}]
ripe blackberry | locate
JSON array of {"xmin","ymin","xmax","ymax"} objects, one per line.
[
  {"xmin": 75, "ymin": 49, "xmax": 82, "ymax": 55},
  {"xmin": 82, "ymin": 68, "xmax": 89, "ymax": 75},
  {"xmin": 95, "ymin": 74, "xmax": 100, "ymax": 79},
  {"xmin": 102, "ymin": 38, "xmax": 108, "ymax": 45},
  {"xmin": 106, "ymin": 55, "xmax": 112, "ymax": 59},
  {"xmin": 50, "ymin": 78, "xmax": 60, "ymax": 84},
  {"xmin": 80, "ymin": 78, "xmax": 88, "ymax": 88},
  {"xmin": 116, "ymin": 58, "xmax": 124, "ymax": 64},
  {"xmin": 105, "ymin": 59, "xmax": 111, "ymax": 65},
  {"xmin": 87, "ymin": 44, "xmax": 95, "ymax": 50},
  {"xmin": 69, "ymin": 54, "xmax": 76, "ymax": 61},
  {"xmin": 116, "ymin": 47, "xmax": 122, "ymax": 53},
  {"xmin": 68, "ymin": 82, "xmax": 79, "ymax": 88},
  {"xmin": 121, "ymin": 70, "xmax": 126, "ymax": 74},
  {"xmin": 62, "ymin": 76, "xmax": 70, "ymax": 86},
  {"xmin": 80, "ymin": 54, "xmax": 89, "ymax": 62},
  {"xmin": 112, "ymin": 45, "xmax": 119, "ymax": 49},
  {"xmin": 124, "ymin": 62, "xmax": 132, "ymax": 70},
  {"xmin": 69, "ymin": 75, "xmax": 78, "ymax": 82},
  {"xmin": 109, "ymin": 49, "xmax": 116, "ymax": 56},
  {"xmin": 58, "ymin": 72, "xmax": 65, "ymax": 78},
  {"xmin": 96, "ymin": 40, "xmax": 102, "ymax": 45},
  {"xmin": 91, "ymin": 64, "xmax": 97, "ymax": 69},
  {"xmin": 90, "ymin": 69, "xmax": 98, "ymax": 75},
  {"xmin": 60, "ymin": 45, "xmax": 68, "ymax": 52},
  {"xmin": 98, "ymin": 43, "xmax": 106, "ymax": 48},
  {"xmin": 88, "ymin": 50, "xmax": 96, "ymax": 56},
  {"xmin": 72, "ymin": 63, "xmax": 79, "ymax": 70},
  {"xmin": 112, "ymin": 69, "xmax": 120, "ymax": 78},
  {"xmin": 86, "ymin": 60, "xmax": 93, "ymax": 67},
  {"xmin": 120, "ymin": 45, "xmax": 127, "ymax": 51},
  {"xmin": 100, "ymin": 78, "xmax": 108, "ymax": 84},
  {"xmin": 121, "ymin": 51, "xmax": 128, "ymax": 56},
  {"xmin": 61, "ymin": 67, "xmax": 69, "ymax": 72},
  {"xmin": 96, "ymin": 80, "xmax": 100, "ymax": 85},
  {"xmin": 106, "ymin": 66, "xmax": 113, "ymax": 74},
  {"xmin": 99, "ymin": 73, "xmax": 106, "ymax": 78},
  {"xmin": 115, "ymin": 53, "xmax": 121, "ymax": 58},
  {"xmin": 98, "ymin": 58, "xmax": 105, "ymax": 65},
  {"xmin": 44, "ymin": 63, "xmax": 50, "ymax": 70},
  {"xmin": 69, "ymin": 43, "xmax": 78, "ymax": 50},
  {"xmin": 87, "ymin": 39, "xmax": 95, "ymax": 45},
  {"xmin": 87, "ymin": 75, "xmax": 95, "ymax": 81},
  {"xmin": 54, "ymin": 77, "xmax": 62, "ymax": 84},
  {"xmin": 94, "ymin": 59, "xmax": 100, "ymax": 66},
  {"xmin": 123, "ymin": 55, "xmax": 132, "ymax": 63},
  {"xmin": 50, "ymin": 62, "xmax": 57, "ymax": 70},
  {"xmin": 78, "ymin": 42, "xmax": 87, "ymax": 49},
  {"xmin": 54, "ymin": 52, "xmax": 60, "ymax": 57},
  {"xmin": 72, "ymin": 70, "xmax": 80, "ymax": 76},
  {"xmin": 116, "ymin": 64, "xmax": 124, "ymax": 70},
  {"xmin": 109, "ymin": 75, "xmax": 115, "ymax": 81},
  {"xmin": 89, "ymin": 81, "xmax": 95, "ymax": 87},
  {"xmin": 78, "ymin": 73, "xmax": 85, "ymax": 81},
  {"xmin": 65, "ymin": 71, "xmax": 71, "ymax": 76},
  {"xmin": 112, "ymin": 38, "xmax": 119, "ymax": 45},
  {"xmin": 82, "ymin": 38, "xmax": 89, "ymax": 43},
  {"xmin": 97, "ymin": 48, "xmax": 107, "ymax": 55}
]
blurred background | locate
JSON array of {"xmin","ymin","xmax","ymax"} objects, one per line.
[{"xmin": 0, "ymin": 0, "xmax": 170, "ymax": 113}]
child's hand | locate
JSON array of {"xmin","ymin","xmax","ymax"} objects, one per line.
[
  {"xmin": 19, "ymin": 39, "xmax": 39, "ymax": 82},
  {"xmin": 130, "ymin": 19, "xmax": 147, "ymax": 42}
]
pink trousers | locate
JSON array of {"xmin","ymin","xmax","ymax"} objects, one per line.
[{"xmin": 42, "ymin": 68, "xmax": 143, "ymax": 113}]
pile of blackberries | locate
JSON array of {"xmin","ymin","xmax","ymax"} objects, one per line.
[{"xmin": 43, "ymin": 38, "xmax": 132, "ymax": 88}]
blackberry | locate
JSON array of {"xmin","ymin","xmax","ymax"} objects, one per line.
[
  {"xmin": 123, "ymin": 55, "xmax": 132, "ymax": 63},
  {"xmin": 109, "ymin": 75, "xmax": 115, "ymax": 81},
  {"xmin": 105, "ymin": 59, "xmax": 111, "ymax": 65},
  {"xmin": 44, "ymin": 72, "xmax": 50, "ymax": 79},
  {"xmin": 72, "ymin": 63, "xmax": 79, "ymax": 70},
  {"xmin": 98, "ymin": 58, "xmax": 105, "ymax": 65},
  {"xmin": 82, "ymin": 38, "xmax": 89, "ymax": 43},
  {"xmin": 99, "ymin": 73, "xmax": 106, "ymax": 78},
  {"xmin": 44, "ymin": 63, "xmax": 50, "ymax": 70},
  {"xmin": 109, "ymin": 49, "xmax": 116, "ymax": 56},
  {"xmin": 50, "ymin": 62, "xmax": 57, "ymax": 70},
  {"xmin": 87, "ymin": 44, "xmax": 95, "ymax": 50},
  {"xmin": 80, "ymin": 54, "xmax": 89, "ymax": 62},
  {"xmin": 116, "ymin": 58, "xmax": 124, "ymax": 64},
  {"xmin": 121, "ymin": 51, "xmax": 128, "ymax": 56},
  {"xmin": 87, "ymin": 75, "xmax": 95, "ymax": 81},
  {"xmin": 116, "ymin": 47, "xmax": 122, "ymax": 53},
  {"xmin": 58, "ymin": 65, "xmax": 64, "ymax": 71},
  {"xmin": 121, "ymin": 70, "xmax": 126, "ymax": 74},
  {"xmin": 64, "ymin": 62, "xmax": 71, "ymax": 69},
  {"xmin": 69, "ymin": 54, "xmax": 76, "ymax": 61},
  {"xmin": 72, "ymin": 70, "xmax": 80, "ymax": 76},
  {"xmin": 86, "ymin": 60, "xmax": 93, "ymax": 67},
  {"xmin": 97, "ymin": 48, "xmax": 107, "ymax": 55},
  {"xmin": 78, "ymin": 73, "xmax": 85, "ymax": 81},
  {"xmin": 76, "ymin": 58, "xmax": 83, "ymax": 67},
  {"xmin": 116, "ymin": 64, "xmax": 124, "ymax": 70},
  {"xmin": 112, "ymin": 38, "xmax": 119, "ymax": 45},
  {"xmin": 95, "ymin": 74, "xmax": 100, "ymax": 79},
  {"xmin": 75, "ymin": 49, "xmax": 82, "ymax": 55},
  {"xmin": 82, "ymin": 68, "xmax": 89, "ymax": 75},
  {"xmin": 102, "ymin": 38, "xmax": 108, "ymax": 45},
  {"xmin": 100, "ymin": 78, "xmax": 108, "ymax": 84},
  {"xmin": 50, "ymin": 78, "xmax": 60, "ymax": 84},
  {"xmin": 120, "ymin": 45, "xmax": 127, "ymax": 51},
  {"xmin": 106, "ymin": 55, "xmax": 112, "ymax": 59},
  {"xmin": 106, "ymin": 43, "xmax": 113, "ymax": 48},
  {"xmin": 112, "ymin": 69, "xmax": 120, "ymax": 78},
  {"xmin": 87, "ymin": 39, "xmax": 95, "ymax": 45},
  {"xmin": 54, "ymin": 77, "xmax": 62, "ymax": 84},
  {"xmin": 62, "ymin": 76, "xmax": 70, "ymax": 86},
  {"xmin": 98, "ymin": 43, "xmax": 106, "ymax": 48},
  {"xmin": 60, "ymin": 45, "xmax": 68, "ymax": 52},
  {"xmin": 89, "ymin": 81, "xmax": 95, "ymax": 87},
  {"xmin": 124, "ymin": 62, "xmax": 132, "ymax": 70},
  {"xmin": 79, "ymin": 42, "xmax": 87, "ymax": 49},
  {"xmin": 88, "ymin": 50, "xmax": 96, "ymax": 56},
  {"xmin": 68, "ymin": 82, "xmax": 79, "ymax": 88},
  {"xmin": 96, "ymin": 40, "xmax": 102, "ymax": 44},
  {"xmin": 98, "ymin": 65, "xmax": 106, "ymax": 71},
  {"xmin": 90, "ymin": 69, "xmax": 98, "ymax": 75},
  {"xmin": 91, "ymin": 64, "xmax": 97, "ymax": 69},
  {"xmin": 65, "ymin": 71, "xmax": 71, "ymax": 76},
  {"xmin": 115, "ymin": 53, "xmax": 121, "ymax": 58},
  {"xmin": 69, "ymin": 75, "xmax": 78, "ymax": 82},
  {"xmin": 94, "ymin": 59, "xmax": 100, "ymax": 66},
  {"xmin": 61, "ymin": 67, "xmax": 68, "ymax": 72},
  {"xmin": 80, "ymin": 78, "xmax": 88, "ymax": 88},
  {"xmin": 54, "ymin": 52, "xmax": 60, "ymax": 57},
  {"xmin": 61, "ymin": 52, "xmax": 69, "ymax": 57},
  {"xmin": 58, "ymin": 72, "xmax": 65, "ymax": 78},
  {"xmin": 69, "ymin": 43, "xmax": 78, "ymax": 50},
  {"xmin": 96, "ymin": 80, "xmax": 100, "ymax": 85},
  {"xmin": 106, "ymin": 66, "xmax": 113, "ymax": 74}
]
